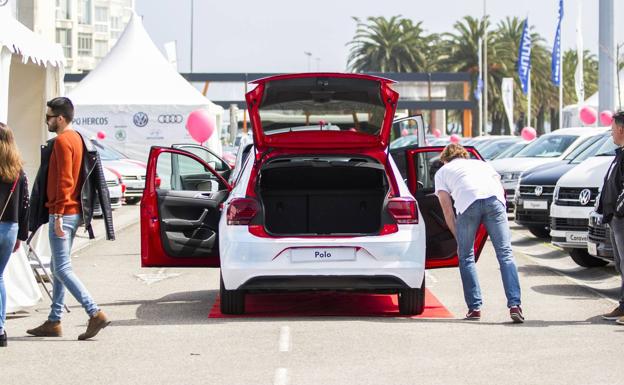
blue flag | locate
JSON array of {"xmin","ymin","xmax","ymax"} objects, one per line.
[
  {"xmin": 474, "ymin": 77, "xmax": 483, "ymax": 100},
  {"xmin": 518, "ymin": 18, "xmax": 532, "ymax": 95},
  {"xmin": 551, "ymin": 0, "xmax": 564, "ymax": 85}
]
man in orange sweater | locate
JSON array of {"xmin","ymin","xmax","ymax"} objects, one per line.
[{"xmin": 27, "ymin": 97, "xmax": 110, "ymax": 340}]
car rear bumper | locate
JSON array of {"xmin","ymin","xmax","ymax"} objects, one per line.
[{"xmin": 218, "ymin": 223, "xmax": 426, "ymax": 291}]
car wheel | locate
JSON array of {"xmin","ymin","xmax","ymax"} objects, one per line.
[
  {"xmin": 220, "ymin": 274, "xmax": 245, "ymax": 315},
  {"xmin": 398, "ymin": 278, "xmax": 425, "ymax": 315},
  {"xmin": 125, "ymin": 197, "xmax": 140, "ymax": 205},
  {"xmin": 569, "ymin": 249, "xmax": 608, "ymax": 268},
  {"xmin": 528, "ymin": 226, "xmax": 550, "ymax": 239}
]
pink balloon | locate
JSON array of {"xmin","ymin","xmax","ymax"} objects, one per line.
[
  {"xmin": 600, "ymin": 110, "xmax": 613, "ymax": 126},
  {"xmin": 96, "ymin": 131, "xmax": 106, "ymax": 140},
  {"xmin": 521, "ymin": 126, "xmax": 537, "ymax": 141},
  {"xmin": 401, "ymin": 128, "xmax": 409, "ymax": 137},
  {"xmin": 579, "ymin": 106, "xmax": 597, "ymax": 125},
  {"xmin": 432, "ymin": 128, "xmax": 441, "ymax": 138},
  {"xmin": 186, "ymin": 109, "xmax": 215, "ymax": 144},
  {"xmin": 450, "ymin": 134, "xmax": 460, "ymax": 144}
]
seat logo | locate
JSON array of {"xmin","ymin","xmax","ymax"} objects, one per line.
[
  {"xmin": 579, "ymin": 189, "xmax": 591, "ymax": 206},
  {"xmin": 534, "ymin": 186, "xmax": 543, "ymax": 196},
  {"xmin": 133, "ymin": 112, "xmax": 149, "ymax": 127},
  {"xmin": 158, "ymin": 114, "xmax": 183, "ymax": 124}
]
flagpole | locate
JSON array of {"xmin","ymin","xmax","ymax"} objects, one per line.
[
  {"xmin": 478, "ymin": 37, "xmax": 483, "ymax": 137},
  {"xmin": 483, "ymin": 0, "xmax": 488, "ymax": 136},
  {"xmin": 559, "ymin": 2, "xmax": 563, "ymax": 131},
  {"xmin": 528, "ymin": 71, "xmax": 532, "ymax": 127}
]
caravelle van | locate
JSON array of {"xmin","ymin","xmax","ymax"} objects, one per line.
[{"xmin": 139, "ymin": 73, "xmax": 489, "ymax": 315}]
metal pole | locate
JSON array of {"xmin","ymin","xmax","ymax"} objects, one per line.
[
  {"xmin": 482, "ymin": 0, "xmax": 488, "ymax": 136},
  {"xmin": 559, "ymin": 11, "xmax": 563, "ymax": 131},
  {"xmin": 528, "ymin": 71, "xmax": 532, "ymax": 127},
  {"xmin": 478, "ymin": 37, "xmax": 483, "ymax": 137},
  {"xmin": 599, "ymin": 0, "xmax": 615, "ymax": 112},
  {"xmin": 190, "ymin": 0, "xmax": 194, "ymax": 73},
  {"xmin": 304, "ymin": 52, "xmax": 312, "ymax": 72}
]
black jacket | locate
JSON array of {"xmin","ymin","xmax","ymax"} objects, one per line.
[
  {"xmin": 29, "ymin": 131, "xmax": 115, "ymax": 241},
  {"xmin": 0, "ymin": 171, "xmax": 30, "ymax": 241},
  {"xmin": 598, "ymin": 147, "xmax": 624, "ymax": 224}
]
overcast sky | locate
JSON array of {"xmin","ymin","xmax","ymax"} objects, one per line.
[{"xmin": 136, "ymin": 0, "xmax": 623, "ymax": 73}]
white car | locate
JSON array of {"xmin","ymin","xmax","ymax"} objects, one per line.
[
  {"xmin": 489, "ymin": 127, "xmax": 610, "ymax": 210},
  {"xmin": 139, "ymin": 73, "xmax": 488, "ymax": 315},
  {"xmin": 93, "ymin": 167, "xmax": 122, "ymax": 217},
  {"xmin": 550, "ymin": 138, "xmax": 619, "ymax": 267}
]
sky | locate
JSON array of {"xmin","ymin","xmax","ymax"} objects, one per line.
[{"xmin": 136, "ymin": 0, "xmax": 623, "ymax": 73}]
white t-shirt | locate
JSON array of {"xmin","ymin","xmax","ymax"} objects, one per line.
[{"xmin": 434, "ymin": 158, "xmax": 506, "ymax": 215}]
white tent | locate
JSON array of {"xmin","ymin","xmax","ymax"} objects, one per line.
[
  {"xmin": 1, "ymin": 6, "xmax": 65, "ymax": 313},
  {"xmin": 68, "ymin": 13, "xmax": 223, "ymax": 161}
]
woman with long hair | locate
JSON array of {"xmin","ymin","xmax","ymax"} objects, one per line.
[{"xmin": 0, "ymin": 122, "xmax": 30, "ymax": 347}]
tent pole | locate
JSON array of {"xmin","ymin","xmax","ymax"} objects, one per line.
[{"xmin": 201, "ymin": 81, "xmax": 209, "ymax": 96}]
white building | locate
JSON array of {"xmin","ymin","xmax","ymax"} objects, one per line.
[{"xmin": 16, "ymin": 0, "xmax": 134, "ymax": 74}]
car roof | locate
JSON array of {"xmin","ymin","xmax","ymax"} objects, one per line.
[{"xmin": 544, "ymin": 127, "xmax": 610, "ymax": 136}]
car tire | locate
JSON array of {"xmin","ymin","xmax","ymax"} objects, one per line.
[
  {"xmin": 125, "ymin": 197, "xmax": 140, "ymax": 205},
  {"xmin": 398, "ymin": 278, "xmax": 425, "ymax": 315},
  {"xmin": 569, "ymin": 248, "xmax": 609, "ymax": 268},
  {"xmin": 220, "ymin": 274, "xmax": 245, "ymax": 315},
  {"xmin": 528, "ymin": 226, "xmax": 550, "ymax": 239}
]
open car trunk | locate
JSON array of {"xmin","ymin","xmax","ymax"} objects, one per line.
[{"xmin": 257, "ymin": 156, "xmax": 389, "ymax": 235}]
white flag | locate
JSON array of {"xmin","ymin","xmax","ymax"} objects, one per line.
[
  {"xmin": 502, "ymin": 78, "xmax": 514, "ymax": 134},
  {"xmin": 574, "ymin": 0, "xmax": 585, "ymax": 103}
]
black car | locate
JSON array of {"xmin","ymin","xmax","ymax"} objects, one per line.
[{"xmin": 514, "ymin": 133, "xmax": 611, "ymax": 238}]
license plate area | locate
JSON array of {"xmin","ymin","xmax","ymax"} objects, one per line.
[
  {"xmin": 565, "ymin": 232, "xmax": 588, "ymax": 243},
  {"xmin": 523, "ymin": 200, "xmax": 547, "ymax": 210},
  {"xmin": 587, "ymin": 241, "xmax": 598, "ymax": 256},
  {"xmin": 290, "ymin": 247, "xmax": 356, "ymax": 263}
]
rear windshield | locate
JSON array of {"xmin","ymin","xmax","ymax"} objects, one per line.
[
  {"xmin": 258, "ymin": 77, "xmax": 386, "ymax": 137},
  {"xmin": 515, "ymin": 134, "xmax": 578, "ymax": 158}
]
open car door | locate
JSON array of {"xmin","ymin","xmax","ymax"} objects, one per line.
[
  {"xmin": 391, "ymin": 115, "xmax": 426, "ymax": 147},
  {"xmin": 404, "ymin": 146, "xmax": 489, "ymax": 269},
  {"xmin": 171, "ymin": 144, "xmax": 232, "ymax": 181},
  {"xmin": 141, "ymin": 146, "xmax": 232, "ymax": 267}
]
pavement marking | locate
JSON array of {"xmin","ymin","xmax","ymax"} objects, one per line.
[
  {"xmin": 134, "ymin": 268, "xmax": 181, "ymax": 285},
  {"xmin": 279, "ymin": 326, "xmax": 290, "ymax": 352},
  {"xmin": 273, "ymin": 368, "xmax": 289, "ymax": 385}
]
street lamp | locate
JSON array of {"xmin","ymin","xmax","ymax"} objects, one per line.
[{"xmin": 304, "ymin": 51, "xmax": 312, "ymax": 72}]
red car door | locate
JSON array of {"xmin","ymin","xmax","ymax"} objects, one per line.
[
  {"xmin": 405, "ymin": 146, "xmax": 489, "ymax": 269},
  {"xmin": 140, "ymin": 146, "xmax": 232, "ymax": 267}
]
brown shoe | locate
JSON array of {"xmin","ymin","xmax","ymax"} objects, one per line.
[
  {"xmin": 78, "ymin": 310, "xmax": 110, "ymax": 340},
  {"xmin": 602, "ymin": 307, "xmax": 624, "ymax": 320},
  {"xmin": 617, "ymin": 316, "xmax": 624, "ymax": 325},
  {"xmin": 26, "ymin": 320, "xmax": 62, "ymax": 337}
]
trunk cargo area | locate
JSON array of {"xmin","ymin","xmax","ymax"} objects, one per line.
[{"xmin": 257, "ymin": 157, "xmax": 388, "ymax": 235}]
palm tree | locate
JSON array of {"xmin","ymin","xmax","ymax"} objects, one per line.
[{"xmin": 347, "ymin": 16, "xmax": 431, "ymax": 72}]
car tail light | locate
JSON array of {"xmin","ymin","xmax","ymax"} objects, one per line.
[
  {"xmin": 387, "ymin": 198, "xmax": 419, "ymax": 224},
  {"xmin": 227, "ymin": 198, "xmax": 259, "ymax": 225}
]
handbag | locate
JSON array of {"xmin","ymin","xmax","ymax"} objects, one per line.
[{"xmin": 0, "ymin": 177, "xmax": 19, "ymax": 221}]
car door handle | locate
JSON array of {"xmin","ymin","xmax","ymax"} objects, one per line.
[{"xmin": 194, "ymin": 192, "xmax": 214, "ymax": 199}]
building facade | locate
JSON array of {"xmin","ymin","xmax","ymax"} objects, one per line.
[{"xmin": 17, "ymin": 0, "xmax": 134, "ymax": 73}]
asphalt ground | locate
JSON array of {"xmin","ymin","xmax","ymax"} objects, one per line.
[{"xmin": 2, "ymin": 209, "xmax": 623, "ymax": 385}]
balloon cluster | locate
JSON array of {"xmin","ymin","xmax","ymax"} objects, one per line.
[{"xmin": 579, "ymin": 106, "xmax": 613, "ymax": 126}]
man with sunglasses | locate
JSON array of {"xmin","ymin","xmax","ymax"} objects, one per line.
[
  {"xmin": 26, "ymin": 97, "xmax": 111, "ymax": 340},
  {"xmin": 599, "ymin": 111, "xmax": 624, "ymax": 325}
]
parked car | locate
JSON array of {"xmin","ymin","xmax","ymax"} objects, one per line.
[
  {"xmin": 514, "ymin": 132, "xmax": 612, "ymax": 238},
  {"xmin": 587, "ymin": 209, "xmax": 613, "ymax": 264},
  {"xmin": 477, "ymin": 137, "xmax": 524, "ymax": 160},
  {"xmin": 549, "ymin": 138, "xmax": 619, "ymax": 267},
  {"xmin": 491, "ymin": 140, "xmax": 530, "ymax": 160},
  {"xmin": 91, "ymin": 139, "xmax": 148, "ymax": 205},
  {"xmin": 139, "ymin": 73, "xmax": 488, "ymax": 315},
  {"xmin": 93, "ymin": 167, "xmax": 123, "ymax": 217},
  {"xmin": 489, "ymin": 127, "xmax": 610, "ymax": 211}
]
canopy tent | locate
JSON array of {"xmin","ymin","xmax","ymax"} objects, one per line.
[
  {"xmin": 68, "ymin": 13, "xmax": 223, "ymax": 161},
  {"xmin": 0, "ymin": 6, "xmax": 66, "ymax": 313}
]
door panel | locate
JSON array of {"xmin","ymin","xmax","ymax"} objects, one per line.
[
  {"xmin": 405, "ymin": 146, "xmax": 488, "ymax": 269},
  {"xmin": 141, "ymin": 147, "xmax": 232, "ymax": 268}
]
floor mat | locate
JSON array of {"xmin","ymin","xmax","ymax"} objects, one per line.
[{"xmin": 208, "ymin": 289, "xmax": 453, "ymax": 319}]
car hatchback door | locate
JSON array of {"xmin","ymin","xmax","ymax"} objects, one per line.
[
  {"xmin": 141, "ymin": 146, "xmax": 232, "ymax": 267},
  {"xmin": 404, "ymin": 146, "xmax": 489, "ymax": 269}
]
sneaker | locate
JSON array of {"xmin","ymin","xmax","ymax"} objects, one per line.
[
  {"xmin": 510, "ymin": 306, "xmax": 524, "ymax": 323},
  {"xmin": 465, "ymin": 309, "xmax": 481, "ymax": 320},
  {"xmin": 616, "ymin": 316, "xmax": 624, "ymax": 325},
  {"xmin": 601, "ymin": 307, "xmax": 624, "ymax": 320}
]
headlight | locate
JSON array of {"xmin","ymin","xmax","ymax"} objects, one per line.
[
  {"xmin": 594, "ymin": 190, "xmax": 601, "ymax": 209},
  {"xmin": 553, "ymin": 186, "xmax": 560, "ymax": 200}
]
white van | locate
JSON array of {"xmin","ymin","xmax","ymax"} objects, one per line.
[
  {"xmin": 550, "ymin": 138, "xmax": 619, "ymax": 267},
  {"xmin": 489, "ymin": 127, "xmax": 610, "ymax": 211}
]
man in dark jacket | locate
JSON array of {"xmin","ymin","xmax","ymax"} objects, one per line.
[
  {"xmin": 26, "ymin": 97, "xmax": 114, "ymax": 340},
  {"xmin": 599, "ymin": 111, "xmax": 624, "ymax": 325}
]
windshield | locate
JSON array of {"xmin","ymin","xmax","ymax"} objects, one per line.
[
  {"xmin": 479, "ymin": 139, "xmax": 520, "ymax": 159},
  {"xmin": 563, "ymin": 135, "xmax": 604, "ymax": 161},
  {"xmin": 93, "ymin": 141, "xmax": 125, "ymax": 161},
  {"xmin": 493, "ymin": 142, "xmax": 528, "ymax": 159},
  {"xmin": 515, "ymin": 134, "xmax": 578, "ymax": 158},
  {"xmin": 570, "ymin": 135, "xmax": 611, "ymax": 164},
  {"xmin": 258, "ymin": 77, "xmax": 387, "ymax": 137},
  {"xmin": 595, "ymin": 136, "xmax": 620, "ymax": 156}
]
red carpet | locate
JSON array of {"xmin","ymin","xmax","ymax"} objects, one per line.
[{"xmin": 208, "ymin": 289, "xmax": 452, "ymax": 319}]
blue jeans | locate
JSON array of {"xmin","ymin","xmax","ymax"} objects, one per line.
[
  {"xmin": 48, "ymin": 214, "xmax": 98, "ymax": 321},
  {"xmin": 0, "ymin": 222, "xmax": 18, "ymax": 331},
  {"xmin": 455, "ymin": 196, "xmax": 522, "ymax": 310}
]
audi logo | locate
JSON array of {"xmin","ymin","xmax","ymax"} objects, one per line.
[
  {"xmin": 133, "ymin": 112, "xmax": 149, "ymax": 127},
  {"xmin": 579, "ymin": 189, "xmax": 591, "ymax": 206},
  {"xmin": 158, "ymin": 114, "xmax": 184, "ymax": 124}
]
